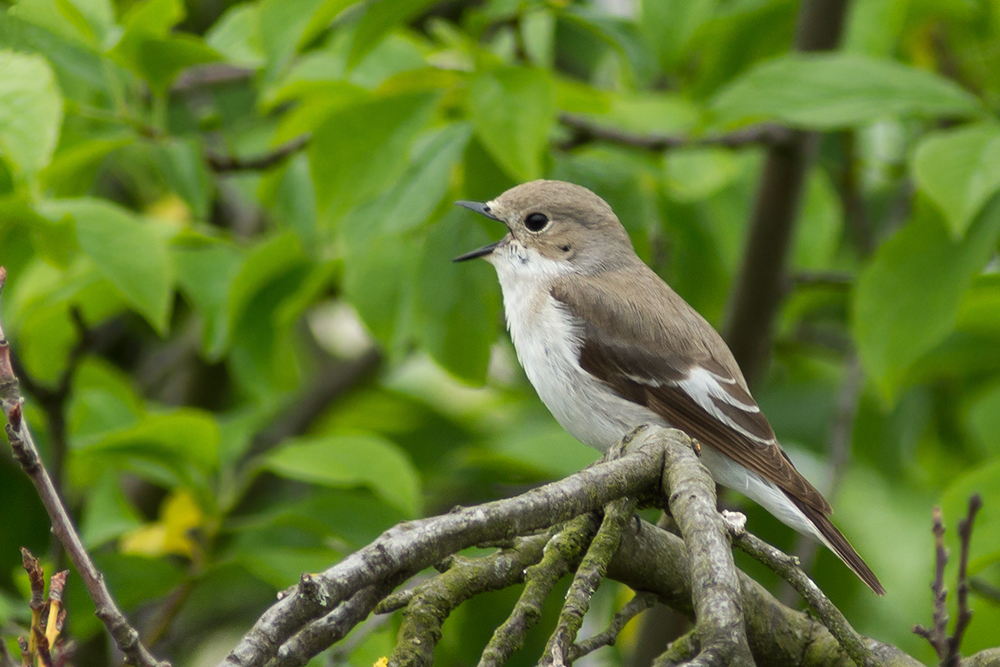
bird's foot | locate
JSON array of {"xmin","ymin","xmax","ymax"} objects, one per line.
[{"xmin": 721, "ymin": 510, "xmax": 747, "ymax": 536}]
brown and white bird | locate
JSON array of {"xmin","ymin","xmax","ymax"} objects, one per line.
[{"xmin": 454, "ymin": 179, "xmax": 884, "ymax": 595}]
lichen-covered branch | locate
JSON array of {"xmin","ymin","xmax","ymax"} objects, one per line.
[
  {"xmin": 479, "ymin": 515, "xmax": 600, "ymax": 667},
  {"xmin": 389, "ymin": 539, "xmax": 551, "ymax": 667},
  {"xmin": 608, "ymin": 518, "xmax": 921, "ymax": 667},
  {"xmin": 732, "ymin": 530, "xmax": 878, "ymax": 667},
  {"xmin": 219, "ymin": 432, "xmax": 670, "ymax": 667},
  {"xmin": 647, "ymin": 427, "xmax": 754, "ymax": 667},
  {"xmin": 542, "ymin": 496, "xmax": 639, "ymax": 665}
]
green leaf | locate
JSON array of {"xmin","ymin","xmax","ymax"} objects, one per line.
[
  {"xmin": 236, "ymin": 546, "xmax": 342, "ymax": 589},
  {"xmin": 0, "ymin": 51, "xmax": 64, "ymax": 178},
  {"xmin": 793, "ymin": 169, "xmax": 843, "ymax": 269},
  {"xmin": 711, "ymin": 53, "xmax": 983, "ymax": 129},
  {"xmin": 40, "ymin": 136, "xmax": 131, "ymax": 196},
  {"xmin": 110, "ymin": 0, "xmax": 184, "ymax": 68},
  {"xmin": 467, "ymin": 67, "xmax": 556, "ymax": 181},
  {"xmin": 134, "ymin": 35, "xmax": 221, "ymax": 93},
  {"xmin": 262, "ymin": 434, "xmax": 422, "ymax": 516},
  {"xmin": 173, "ymin": 241, "xmax": 245, "ymax": 359},
  {"xmin": 205, "ymin": 3, "xmax": 264, "ymax": 68},
  {"xmin": 259, "ymin": 0, "xmax": 354, "ymax": 75},
  {"xmin": 912, "ymin": 123, "xmax": 1000, "ymax": 238},
  {"xmin": 74, "ymin": 409, "xmax": 220, "ymax": 478},
  {"xmin": 81, "ymin": 471, "xmax": 144, "ymax": 548},
  {"xmin": 154, "ymin": 138, "xmax": 213, "ymax": 220},
  {"xmin": 309, "ymin": 92, "xmax": 438, "ymax": 221},
  {"xmin": 853, "ymin": 196, "xmax": 1000, "ymax": 402},
  {"xmin": 41, "ymin": 198, "xmax": 174, "ymax": 333},
  {"xmin": 95, "ymin": 553, "xmax": 184, "ymax": 610},
  {"xmin": 968, "ymin": 381, "xmax": 1000, "ymax": 457},
  {"xmin": 227, "ymin": 232, "xmax": 305, "ymax": 335},
  {"xmin": 347, "ymin": 0, "xmax": 438, "ymax": 66},
  {"xmin": 8, "ymin": 0, "xmax": 114, "ymax": 49},
  {"xmin": 339, "ymin": 124, "xmax": 471, "ymax": 348},
  {"xmin": 640, "ymin": 0, "xmax": 717, "ymax": 69},
  {"xmin": 414, "ymin": 209, "xmax": 502, "ymax": 384},
  {"xmin": 260, "ymin": 154, "xmax": 318, "ymax": 246},
  {"xmin": 366, "ymin": 123, "xmax": 472, "ymax": 236},
  {"xmin": 521, "ymin": 9, "xmax": 555, "ymax": 69},
  {"xmin": 664, "ymin": 147, "xmax": 739, "ymax": 202},
  {"xmin": 574, "ymin": 91, "xmax": 699, "ymax": 137},
  {"xmin": 118, "ymin": 0, "xmax": 182, "ymax": 36}
]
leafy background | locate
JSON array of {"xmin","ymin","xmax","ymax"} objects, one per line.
[{"xmin": 1, "ymin": 0, "xmax": 1000, "ymax": 664}]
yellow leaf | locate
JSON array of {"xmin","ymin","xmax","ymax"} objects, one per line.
[
  {"xmin": 146, "ymin": 193, "xmax": 191, "ymax": 223},
  {"xmin": 119, "ymin": 489, "xmax": 204, "ymax": 558},
  {"xmin": 373, "ymin": 658, "xmax": 388, "ymax": 667},
  {"xmin": 120, "ymin": 524, "xmax": 169, "ymax": 556}
]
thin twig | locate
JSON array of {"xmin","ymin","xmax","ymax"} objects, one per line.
[
  {"xmin": 914, "ymin": 507, "xmax": 950, "ymax": 659},
  {"xmin": 0, "ymin": 267, "xmax": 169, "ymax": 667},
  {"xmin": 206, "ymin": 134, "xmax": 311, "ymax": 173},
  {"xmin": 567, "ymin": 592, "xmax": 656, "ymax": 661},
  {"xmin": 946, "ymin": 494, "xmax": 982, "ymax": 667},
  {"xmin": 732, "ymin": 530, "xmax": 879, "ymax": 667},
  {"xmin": 558, "ymin": 114, "xmax": 793, "ymax": 152}
]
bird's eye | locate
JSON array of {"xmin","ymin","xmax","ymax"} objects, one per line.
[{"xmin": 524, "ymin": 212, "xmax": 549, "ymax": 232}]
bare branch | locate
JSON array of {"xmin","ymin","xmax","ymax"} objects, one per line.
[
  {"xmin": 0, "ymin": 268, "xmax": 168, "ymax": 667},
  {"xmin": 947, "ymin": 494, "xmax": 983, "ymax": 667},
  {"xmin": 732, "ymin": 530, "xmax": 878, "ymax": 667},
  {"xmin": 609, "ymin": 519, "xmax": 922, "ymax": 667},
  {"xmin": 653, "ymin": 628, "xmax": 699, "ymax": 667},
  {"xmin": 207, "ymin": 135, "xmax": 311, "ymax": 173},
  {"xmin": 557, "ymin": 114, "xmax": 792, "ymax": 152},
  {"xmin": 914, "ymin": 507, "xmax": 950, "ymax": 659}
]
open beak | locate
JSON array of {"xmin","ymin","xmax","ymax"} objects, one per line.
[{"xmin": 453, "ymin": 200, "xmax": 505, "ymax": 262}]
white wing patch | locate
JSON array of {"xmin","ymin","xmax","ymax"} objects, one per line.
[{"xmin": 677, "ymin": 367, "xmax": 773, "ymax": 445}]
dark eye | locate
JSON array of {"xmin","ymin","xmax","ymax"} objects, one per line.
[{"xmin": 524, "ymin": 212, "xmax": 549, "ymax": 232}]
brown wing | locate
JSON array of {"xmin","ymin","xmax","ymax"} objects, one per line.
[{"xmin": 551, "ymin": 274, "xmax": 832, "ymax": 515}]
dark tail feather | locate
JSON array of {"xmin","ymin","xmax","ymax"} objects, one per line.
[{"xmin": 788, "ymin": 494, "xmax": 886, "ymax": 596}]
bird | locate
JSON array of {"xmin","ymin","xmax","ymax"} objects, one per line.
[{"xmin": 453, "ymin": 179, "xmax": 884, "ymax": 595}]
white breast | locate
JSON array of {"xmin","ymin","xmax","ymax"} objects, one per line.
[{"xmin": 490, "ymin": 243, "xmax": 664, "ymax": 451}]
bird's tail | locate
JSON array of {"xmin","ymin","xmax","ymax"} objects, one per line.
[{"xmin": 787, "ymin": 494, "xmax": 886, "ymax": 595}]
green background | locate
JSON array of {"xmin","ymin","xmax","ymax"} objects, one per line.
[{"xmin": 2, "ymin": 0, "xmax": 1000, "ymax": 664}]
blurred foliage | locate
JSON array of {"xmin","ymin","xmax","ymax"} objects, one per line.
[{"xmin": 1, "ymin": 0, "xmax": 1000, "ymax": 664}]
